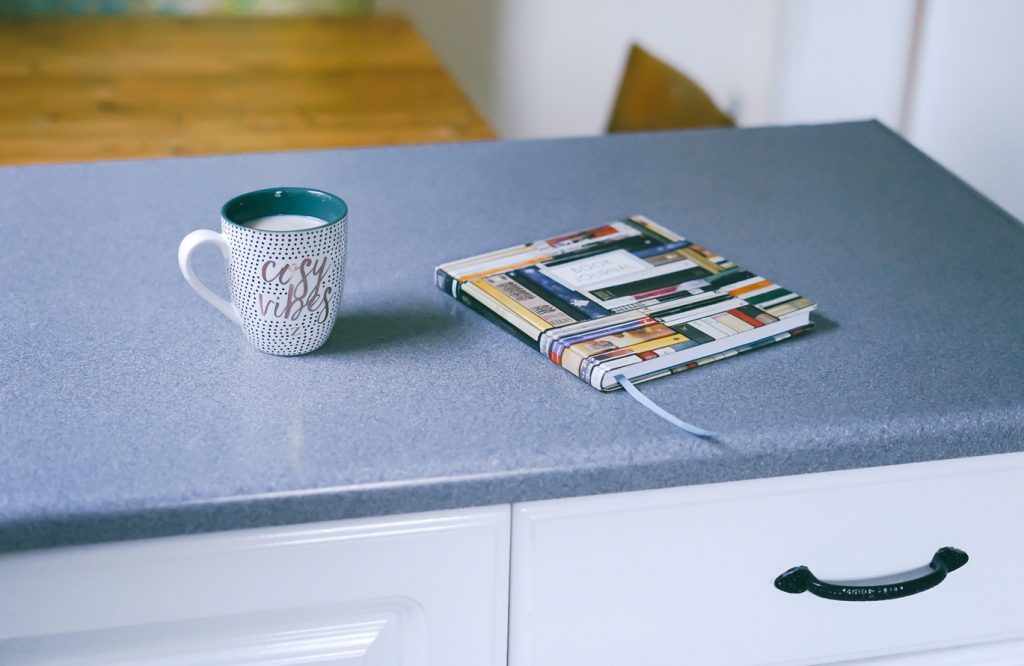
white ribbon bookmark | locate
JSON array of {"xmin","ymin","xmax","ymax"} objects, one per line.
[{"xmin": 614, "ymin": 374, "xmax": 718, "ymax": 438}]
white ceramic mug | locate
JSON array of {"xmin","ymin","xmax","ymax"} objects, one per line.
[{"xmin": 178, "ymin": 187, "xmax": 348, "ymax": 356}]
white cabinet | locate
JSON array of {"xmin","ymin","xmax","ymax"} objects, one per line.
[
  {"xmin": 509, "ymin": 453, "xmax": 1024, "ymax": 666},
  {"xmin": 7, "ymin": 454, "xmax": 1024, "ymax": 665},
  {"xmin": 0, "ymin": 505, "xmax": 510, "ymax": 666}
]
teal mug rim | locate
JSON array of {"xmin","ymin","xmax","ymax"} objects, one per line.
[{"xmin": 221, "ymin": 187, "xmax": 348, "ymax": 232}]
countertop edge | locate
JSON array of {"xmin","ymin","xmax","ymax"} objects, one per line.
[{"xmin": 4, "ymin": 427, "xmax": 1021, "ymax": 554}]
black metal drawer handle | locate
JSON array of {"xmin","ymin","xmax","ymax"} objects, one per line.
[{"xmin": 774, "ymin": 547, "xmax": 968, "ymax": 602}]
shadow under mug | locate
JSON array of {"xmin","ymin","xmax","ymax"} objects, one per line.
[{"xmin": 178, "ymin": 187, "xmax": 348, "ymax": 356}]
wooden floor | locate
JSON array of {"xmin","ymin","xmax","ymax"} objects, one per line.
[{"xmin": 0, "ymin": 15, "xmax": 496, "ymax": 165}]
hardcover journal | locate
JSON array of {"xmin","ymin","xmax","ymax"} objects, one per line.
[{"xmin": 436, "ymin": 216, "xmax": 815, "ymax": 392}]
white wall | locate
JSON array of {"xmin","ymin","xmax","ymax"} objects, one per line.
[
  {"xmin": 486, "ymin": 0, "xmax": 782, "ymax": 137},
  {"xmin": 772, "ymin": 0, "xmax": 917, "ymax": 129},
  {"xmin": 904, "ymin": 0, "xmax": 1024, "ymax": 221},
  {"xmin": 385, "ymin": 0, "xmax": 1024, "ymax": 221},
  {"xmin": 380, "ymin": 0, "xmax": 781, "ymax": 137}
]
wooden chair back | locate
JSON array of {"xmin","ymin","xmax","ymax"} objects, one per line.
[{"xmin": 608, "ymin": 44, "xmax": 734, "ymax": 133}]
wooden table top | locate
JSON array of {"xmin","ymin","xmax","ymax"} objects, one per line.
[{"xmin": 0, "ymin": 14, "xmax": 495, "ymax": 165}]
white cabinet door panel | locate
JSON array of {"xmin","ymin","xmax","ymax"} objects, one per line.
[
  {"xmin": 836, "ymin": 634, "xmax": 1024, "ymax": 665},
  {"xmin": 0, "ymin": 505, "xmax": 510, "ymax": 666},
  {"xmin": 510, "ymin": 453, "xmax": 1024, "ymax": 666}
]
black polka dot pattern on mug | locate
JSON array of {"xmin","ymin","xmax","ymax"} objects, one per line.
[{"xmin": 222, "ymin": 219, "xmax": 346, "ymax": 356}]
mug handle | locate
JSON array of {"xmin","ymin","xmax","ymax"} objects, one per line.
[{"xmin": 178, "ymin": 230, "xmax": 242, "ymax": 326}]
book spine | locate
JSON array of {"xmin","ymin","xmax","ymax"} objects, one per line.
[
  {"xmin": 434, "ymin": 267, "xmax": 461, "ymax": 299},
  {"xmin": 457, "ymin": 288, "xmax": 542, "ymax": 350},
  {"xmin": 594, "ymin": 323, "xmax": 815, "ymax": 391}
]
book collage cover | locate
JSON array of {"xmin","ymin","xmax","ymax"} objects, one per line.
[{"xmin": 436, "ymin": 216, "xmax": 815, "ymax": 391}]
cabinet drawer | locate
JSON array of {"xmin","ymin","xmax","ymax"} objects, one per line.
[
  {"xmin": 510, "ymin": 453, "xmax": 1024, "ymax": 665},
  {"xmin": 0, "ymin": 505, "xmax": 510, "ymax": 665}
]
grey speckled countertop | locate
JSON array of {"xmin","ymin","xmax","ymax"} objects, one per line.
[{"xmin": 2, "ymin": 121, "xmax": 1023, "ymax": 552}]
